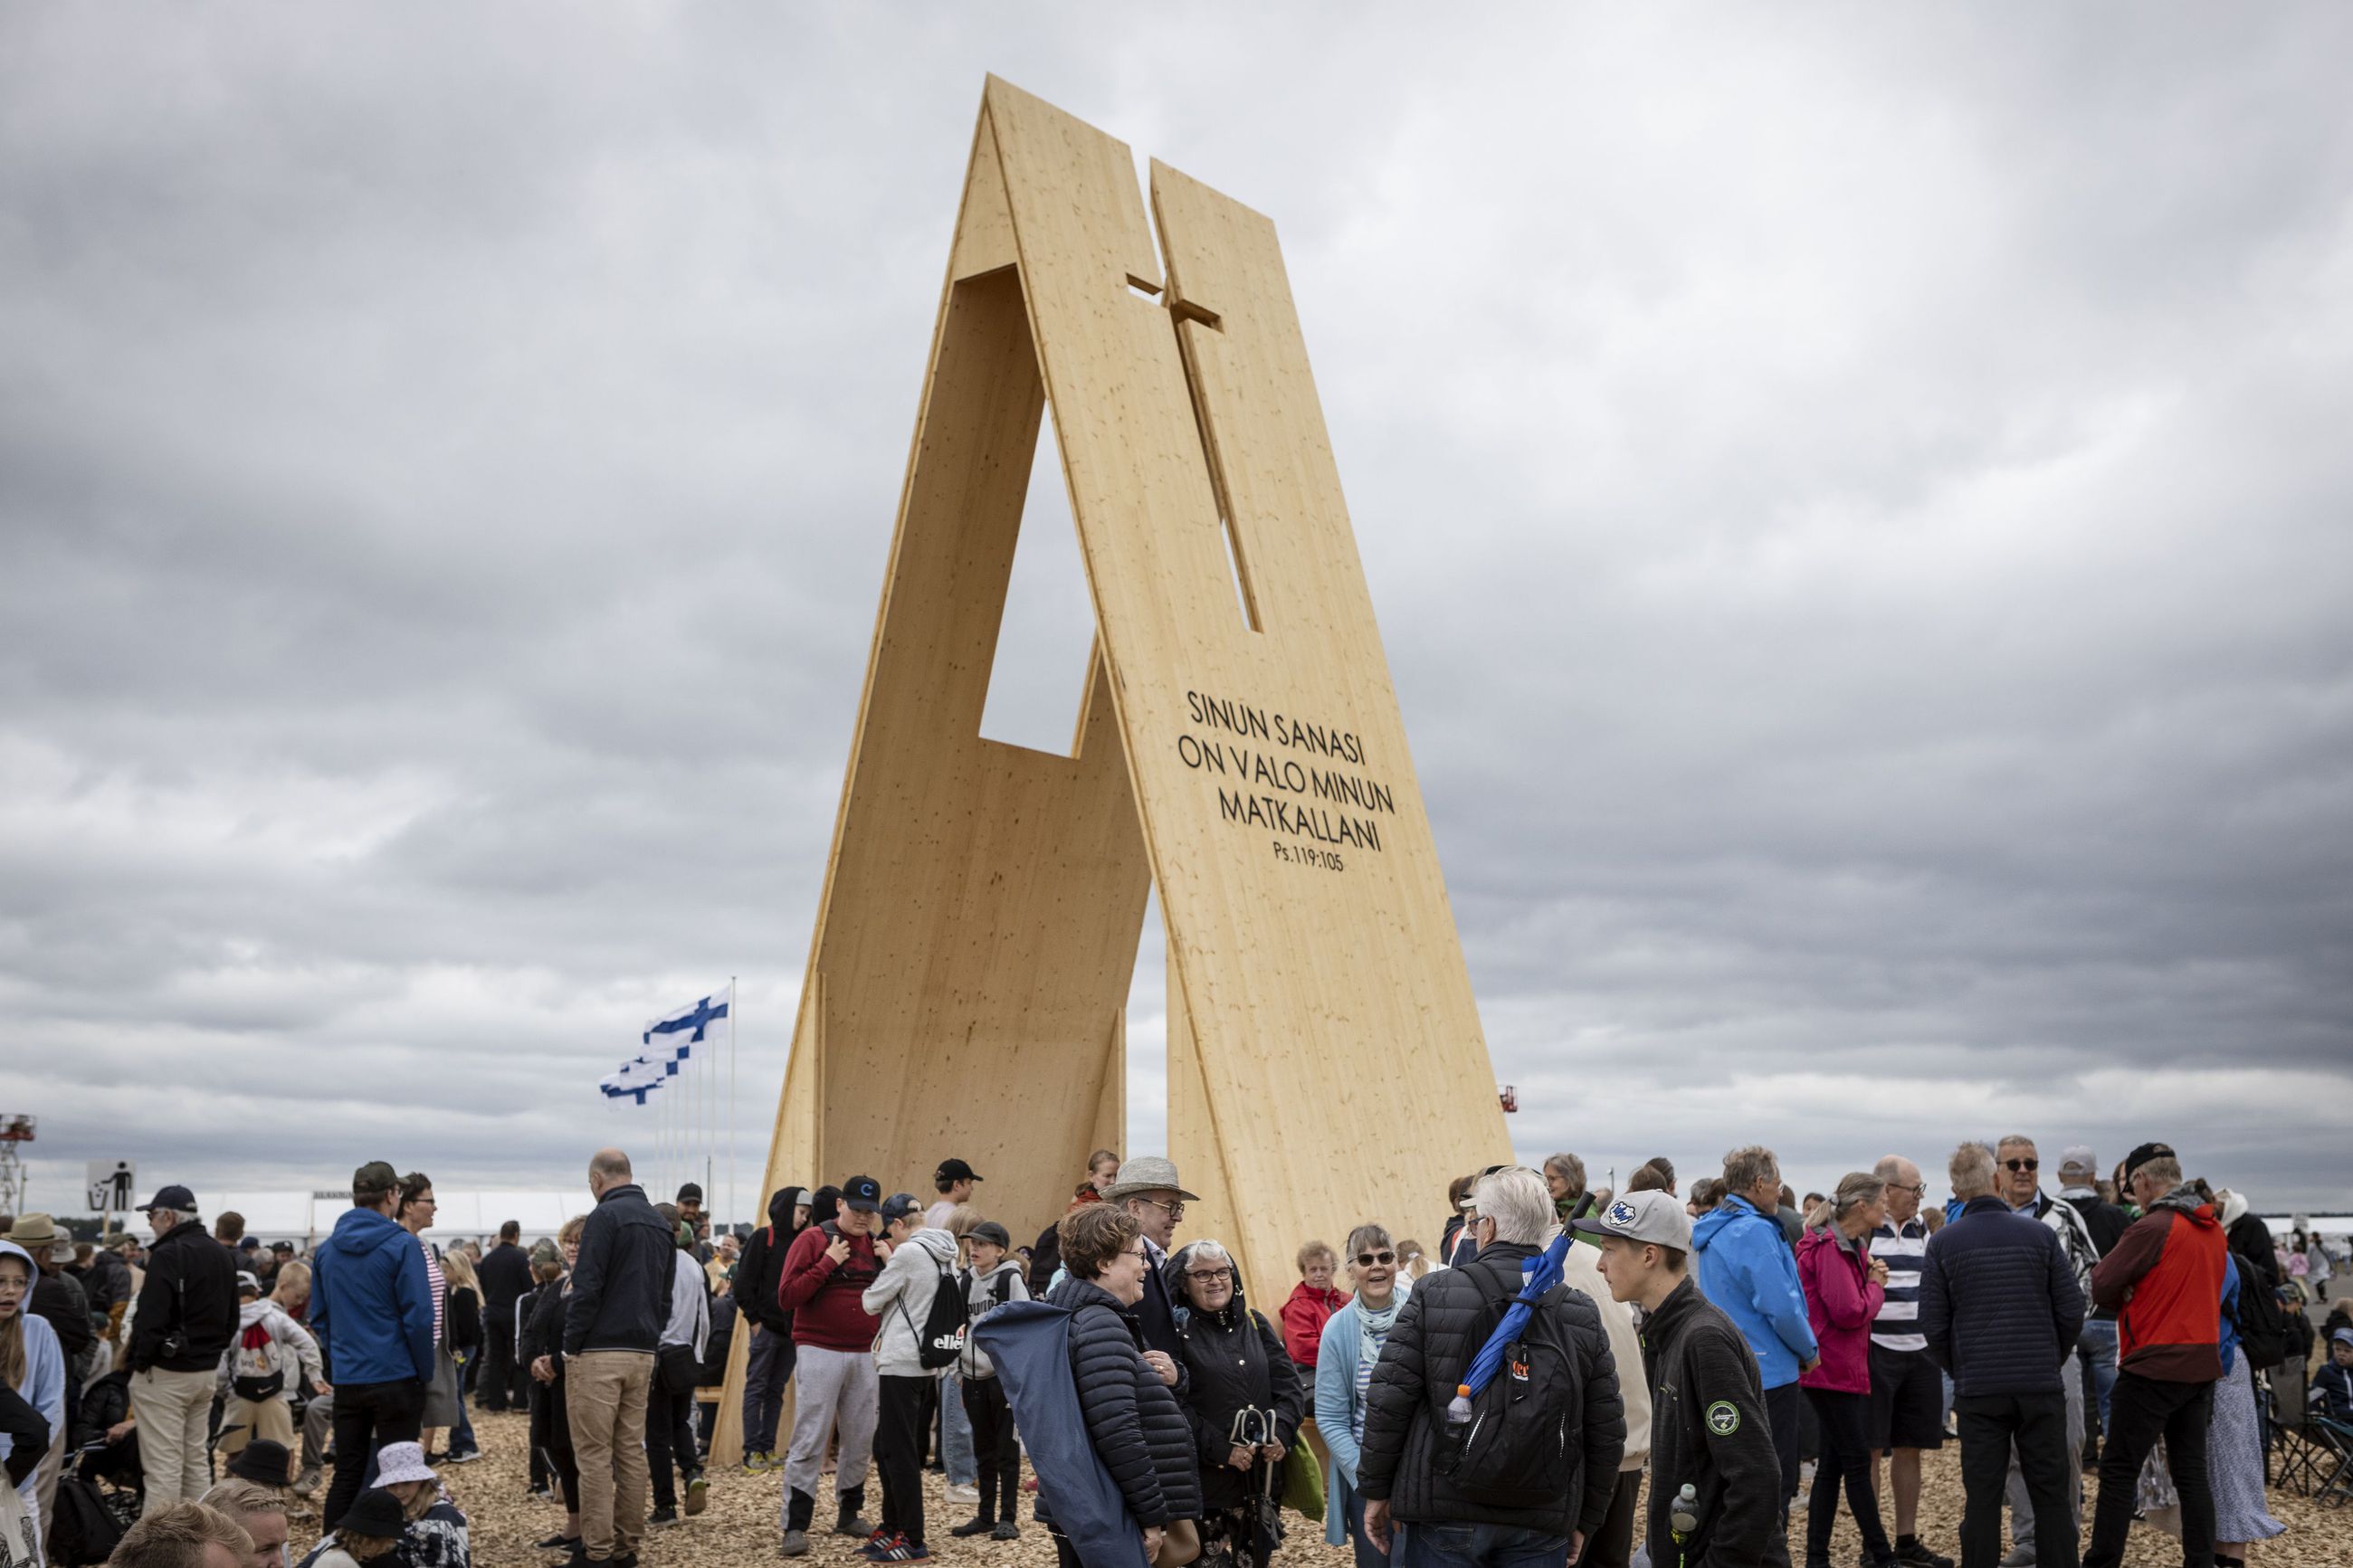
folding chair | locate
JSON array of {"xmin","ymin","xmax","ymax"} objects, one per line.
[
  {"xmin": 2315, "ymin": 1413, "xmax": 2353, "ymax": 1507},
  {"xmin": 2265, "ymin": 1360, "xmax": 2323, "ymax": 1494}
]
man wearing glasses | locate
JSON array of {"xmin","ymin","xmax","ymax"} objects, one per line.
[
  {"xmin": 1994, "ymin": 1138, "xmax": 2101, "ymax": 1564},
  {"xmin": 1868, "ymin": 1156, "xmax": 1954, "ymax": 1568},
  {"xmin": 1100, "ymin": 1156, "xmax": 1196, "ymax": 1388}
]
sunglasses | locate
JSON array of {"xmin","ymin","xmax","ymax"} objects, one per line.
[
  {"xmin": 1355, "ymin": 1250, "xmax": 1396, "ymax": 1267},
  {"xmin": 2003, "ymin": 1159, "xmax": 2038, "ymax": 1173}
]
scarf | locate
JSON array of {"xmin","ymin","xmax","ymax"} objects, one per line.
[{"xmin": 1351, "ymin": 1293, "xmax": 1402, "ymax": 1446}]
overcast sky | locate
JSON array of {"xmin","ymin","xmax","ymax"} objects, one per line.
[{"xmin": 5, "ymin": 6, "xmax": 2348, "ymax": 1226}]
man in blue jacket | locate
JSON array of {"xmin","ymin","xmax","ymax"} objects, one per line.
[
  {"xmin": 310, "ymin": 1159, "xmax": 436, "ymax": 1533},
  {"xmin": 565, "ymin": 1147, "xmax": 674, "ymax": 1567},
  {"xmin": 1693, "ymin": 1144, "xmax": 1818, "ymax": 1524}
]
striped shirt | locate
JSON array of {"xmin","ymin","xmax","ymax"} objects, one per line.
[
  {"xmin": 422, "ymin": 1240, "xmax": 445, "ymax": 1348},
  {"xmin": 1871, "ymin": 1217, "xmax": 1929, "ymax": 1353}
]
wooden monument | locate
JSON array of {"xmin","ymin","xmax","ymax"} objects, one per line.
[{"xmin": 711, "ymin": 79, "xmax": 1509, "ymax": 1465}]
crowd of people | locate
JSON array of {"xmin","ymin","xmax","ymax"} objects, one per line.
[{"xmin": 0, "ymin": 1137, "xmax": 2342, "ymax": 1568}]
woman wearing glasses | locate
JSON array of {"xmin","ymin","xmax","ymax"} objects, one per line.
[
  {"xmin": 1167, "ymin": 1241, "xmax": 1301, "ymax": 1568},
  {"xmin": 1311, "ymin": 1227, "xmax": 1405, "ymax": 1568},
  {"xmin": 1041, "ymin": 1204, "xmax": 1202, "ymax": 1568}
]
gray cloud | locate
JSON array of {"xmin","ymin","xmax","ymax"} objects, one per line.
[{"xmin": 3, "ymin": 6, "xmax": 2348, "ymax": 1221}]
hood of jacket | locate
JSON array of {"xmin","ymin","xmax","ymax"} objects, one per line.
[
  {"xmin": 2151, "ymin": 1185, "xmax": 2219, "ymax": 1230},
  {"xmin": 1794, "ymin": 1224, "xmax": 1857, "ymax": 1269},
  {"xmin": 767, "ymin": 1187, "xmax": 798, "ymax": 1227},
  {"xmin": 326, "ymin": 1205, "xmax": 417, "ymax": 1261},
  {"xmin": 1691, "ymin": 1193, "xmax": 1765, "ymax": 1253},
  {"xmin": 1164, "ymin": 1242, "xmax": 1250, "ymax": 1323},
  {"xmin": 904, "ymin": 1227, "xmax": 959, "ymax": 1266},
  {"xmin": 0, "ymin": 1239, "xmax": 33, "ymax": 1281},
  {"xmin": 237, "ymin": 1297, "xmax": 282, "ymax": 1332}
]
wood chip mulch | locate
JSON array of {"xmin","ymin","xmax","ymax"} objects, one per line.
[{"xmin": 424, "ymin": 1406, "xmax": 2351, "ymax": 1566}]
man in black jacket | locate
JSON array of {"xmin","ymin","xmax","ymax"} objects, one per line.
[
  {"xmin": 477, "ymin": 1219, "xmax": 535, "ymax": 1412},
  {"xmin": 1586, "ymin": 1190, "xmax": 1789, "ymax": 1568},
  {"xmin": 1918, "ymin": 1144, "xmax": 2084, "ymax": 1568},
  {"xmin": 1358, "ymin": 1166, "xmax": 1625, "ymax": 1566},
  {"xmin": 564, "ymin": 1148, "xmax": 674, "ymax": 1566},
  {"xmin": 127, "ymin": 1183, "xmax": 241, "ymax": 1513},
  {"xmin": 733, "ymin": 1186, "xmax": 807, "ymax": 1469}
]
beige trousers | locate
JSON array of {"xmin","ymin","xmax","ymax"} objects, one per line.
[
  {"xmin": 217, "ymin": 1396, "xmax": 296, "ymax": 1461},
  {"xmin": 130, "ymin": 1367, "xmax": 216, "ymax": 1511},
  {"xmin": 567, "ymin": 1351, "xmax": 654, "ymax": 1561}
]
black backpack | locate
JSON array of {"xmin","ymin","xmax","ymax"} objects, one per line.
[
  {"xmin": 2230, "ymin": 1253, "xmax": 2290, "ymax": 1373},
  {"xmin": 900, "ymin": 1253, "xmax": 969, "ymax": 1371},
  {"xmin": 1434, "ymin": 1264, "xmax": 1586, "ymax": 1505},
  {"xmin": 46, "ymin": 1475, "xmax": 125, "ymax": 1566}
]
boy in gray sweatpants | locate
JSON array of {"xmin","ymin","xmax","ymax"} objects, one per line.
[{"xmin": 775, "ymin": 1174, "xmax": 890, "ymax": 1555}]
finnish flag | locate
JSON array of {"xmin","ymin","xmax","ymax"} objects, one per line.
[{"xmin": 644, "ymin": 992, "xmax": 729, "ymax": 1050}]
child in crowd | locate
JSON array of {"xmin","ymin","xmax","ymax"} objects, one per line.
[
  {"xmin": 2315, "ymin": 1327, "xmax": 2353, "ymax": 1423},
  {"xmin": 952, "ymin": 1221, "xmax": 1031, "ymax": 1542}
]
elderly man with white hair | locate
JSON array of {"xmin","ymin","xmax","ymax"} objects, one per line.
[{"xmin": 1355, "ymin": 1166, "xmax": 1627, "ymax": 1567}]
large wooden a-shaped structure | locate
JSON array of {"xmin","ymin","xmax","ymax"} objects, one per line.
[{"xmin": 713, "ymin": 79, "xmax": 1508, "ymax": 1463}]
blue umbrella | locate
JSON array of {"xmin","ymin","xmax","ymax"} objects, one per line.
[{"xmin": 1453, "ymin": 1228, "xmax": 1574, "ymax": 1411}]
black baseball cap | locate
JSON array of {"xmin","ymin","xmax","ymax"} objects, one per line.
[
  {"xmin": 881, "ymin": 1193, "xmax": 922, "ymax": 1225},
  {"xmin": 935, "ymin": 1158, "xmax": 982, "ymax": 1184},
  {"xmin": 272, "ymin": 1240, "xmax": 294, "ymax": 1253},
  {"xmin": 138, "ymin": 1183, "xmax": 196, "ymax": 1213},
  {"xmin": 2122, "ymin": 1143, "xmax": 2176, "ymax": 1182},
  {"xmin": 972, "ymin": 1221, "xmax": 1012, "ymax": 1249},
  {"xmin": 676, "ymin": 1183, "xmax": 704, "ymax": 1203},
  {"xmin": 352, "ymin": 1160, "xmax": 399, "ymax": 1197},
  {"xmin": 841, "ymin": 1175, "xmax": 882, "ymax": 1213}
]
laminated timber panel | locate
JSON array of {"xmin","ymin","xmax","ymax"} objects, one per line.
[{"xmin": 983, "ymin": 78, "xmax": 1510, "ymax": 1294}]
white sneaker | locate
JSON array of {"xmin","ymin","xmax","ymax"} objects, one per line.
[{"xmin": 943, "ymin": 1484, "xmax": 980, "ymax": 1505}]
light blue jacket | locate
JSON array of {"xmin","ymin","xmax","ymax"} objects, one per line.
[
  {"xmin": 1692, "ymin": 1193, "xmax": 1817, "ymax": 1389},
  {"xmin": 0, "ymin": 1240, "xmax": 65, "ymax": 1470},
  {"xmin": 1313, "ymin": 1297, "xmax": 1379, "ymax": 1547}
]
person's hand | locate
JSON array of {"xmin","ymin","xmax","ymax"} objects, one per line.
[
  {"xmin": 531, "ymin": 1355, "xmax": 556, "ymax": 1383},
  {"xmin": 1142, "ymin": 1350, "xmax": 1178, "ymax": 1386},
  {"xmin": 1141, "ymin": 1525, "xmax": 1165, "ymax": 1561},
  {"xmin": 106, "ymin": 1420, "xmax": 135, "ymax": 1444},
  {"xmin": 1227, "ymin": 1444, "xmax": 1254, "ymax": 1471},
  {"xmin": 1364, "ymin": 1498, "xmax": 1392, "ymax": 1554},
  {"xmin": 1259, "ymin": 1441, "xmax": 1286, "ymax": 1465},
  {"xmin": 1868, "ymin": 1258, "xmax": 1890, "ymax": 1287},
  {"xmin": 1800, "ymin": 1354, "xmax": 1821, "ymax": 1373},
  {"xmin": 824, "ymin": 1235, "xmax": 852, "ymax": 1267},
  {"xmin": 748, "ymin": 1322, "xmax": 761, "ymax": 1337},
  {"xmin": 313, "ymin": 1380, "xmax": 331, "ymax": 1397},
  {"xmin": 1567, "ymin": 1528, "xmax": 1586, "ymax": 1564},
  {"xmin": 875, "ymin": 1238, "xmax": 896, "ymax": 1260}
]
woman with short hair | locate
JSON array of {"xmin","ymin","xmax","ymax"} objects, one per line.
[
  {"xmin": 1169, "ymin": 1240, "xmax": 1301, "ymax": 1568},
  {"xmin": 523, "ymin": 1219, "xmax": 586, "ymax": 1556},
  {"xmin": 1040, "ymin": 1204, "xmax": 1201, "ymax": 1568},
  {"xmin": 1313, "ymin": 1225, "xmax": 1404, "ymax": 1568}
]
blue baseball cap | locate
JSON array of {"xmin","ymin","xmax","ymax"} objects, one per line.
[
  {"xmin": 138, "ymin": 1183, "xmax": 197, "ymax": 1213},
  {"xmin": 881, "ymin": 1193, "xmax": 921, "ymax": 1225},
  {"xmin": 841, "ymin": 1175, "xmax": 882, "ymax": 1214}
]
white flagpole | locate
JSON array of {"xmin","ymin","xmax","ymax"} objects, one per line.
[{"xmin": 729, "ymin": 976, "xmax": 738, "ymax": 1233}]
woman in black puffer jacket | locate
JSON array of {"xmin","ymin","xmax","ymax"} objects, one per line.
[
  {"xmin": 1042, "ymin": 1204, "xmax": 1202, "ymax": 1568},
  {"xmin": 1168, "ymin": 1241, "xmax": 1301, "ymax": 1568}
]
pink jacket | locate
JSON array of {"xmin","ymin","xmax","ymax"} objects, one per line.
[{"xmin": 1796, "ymin": 1225, "xmax": 1883, "ymax": 1393}]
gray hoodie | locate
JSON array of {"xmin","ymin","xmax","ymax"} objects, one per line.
[
  {"xmin": 957, "ymin": 1258, "xmax": 1032, "ymax": 1380},
  {"xmin": 862, "ymin": 1228, "xmax": 961, "ymax": 1377}
]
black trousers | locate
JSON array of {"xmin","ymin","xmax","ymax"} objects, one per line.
[
  {"xmin": 1764, "ymin": 1381, "xmax": 1802, "ymax": 1520},
  {"xmin": 1807, "ymin": 1387, "xmax": 1893, "ymax": 1564},
  {"xmin": 645, "ymin": 1352, "xmax": 700, "ymax": 1509},
  {"xmin": 479, "ymin": 1314, "xmax": 523, "ymax": 1411},
  {"xmin": 2084, "ymin": 1373, "xmax": 2212, "ymax": 1568},
  {"xmin": 1955, "ymin": 1391, "xmax": 2075, "ymax": 1568},
  {"xmin": 961, "ymin": 1375, "xmax": 1022, "ymax": 1525},
  {"xmin": 323, "ymin": 1376, "xmax": 424, "ymax": 1532},
  {"xmin": 530, "ymin": 1377, "xmax": 581, "ymax": 1515},
  {"xmin": 1583, "ymin": 1467, "xmax": 1643, "ymax": 1568},
  {"xmin": 876, "ymin": 1374, "xmax": 935, "ymax": 1544}
]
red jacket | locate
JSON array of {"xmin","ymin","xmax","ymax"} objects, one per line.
[
  {"xmin": 776, "ymin": 1222, "xmax": 882, "ymax": 1353},
  {"xmin": 1279, "ymin": 1281, "xmax": 1348, "ymax": 1366},
  {"xmin": 2091, "ymin": 1192, "xmax": 2225, "ymax": 1383},
  {"xmin": 1796, "ymin": 1226, "xmax": 1883, "ymax": 1394}
]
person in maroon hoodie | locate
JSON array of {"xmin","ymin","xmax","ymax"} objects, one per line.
[
  {"xmin": 776, "ymin": 1174, "xmax": 888, "ymax": 1557},
  {"xmin": 1796, "ymin": 1173, "xmax": 1892, "ymax": 1568},
  {"xmin": 2082, "ymin": 1144, "xmax": 2225, "ymax": 1568}
]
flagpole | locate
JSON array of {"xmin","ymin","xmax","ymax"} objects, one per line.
[{"xmin": 729, "ymin": 976, "xmax": 738, "ymax": 1233}]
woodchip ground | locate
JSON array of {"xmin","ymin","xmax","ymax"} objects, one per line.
[{"xmin": 421, "ymin": 1405, "xmax": 2351, "ymax": 1567}]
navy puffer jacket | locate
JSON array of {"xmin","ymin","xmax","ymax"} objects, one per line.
[
  {"xmin": 1918, "ymin": 1194, "xmax": 2085, "ymax": 1397},
  {"xmin": 1044, "ymin": 1276, "xmax": 1203, "ymax": 1528},
  {"xmin": 1357, "ymin": 1240, "xmax": 1627, "ymax": 1537}
]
